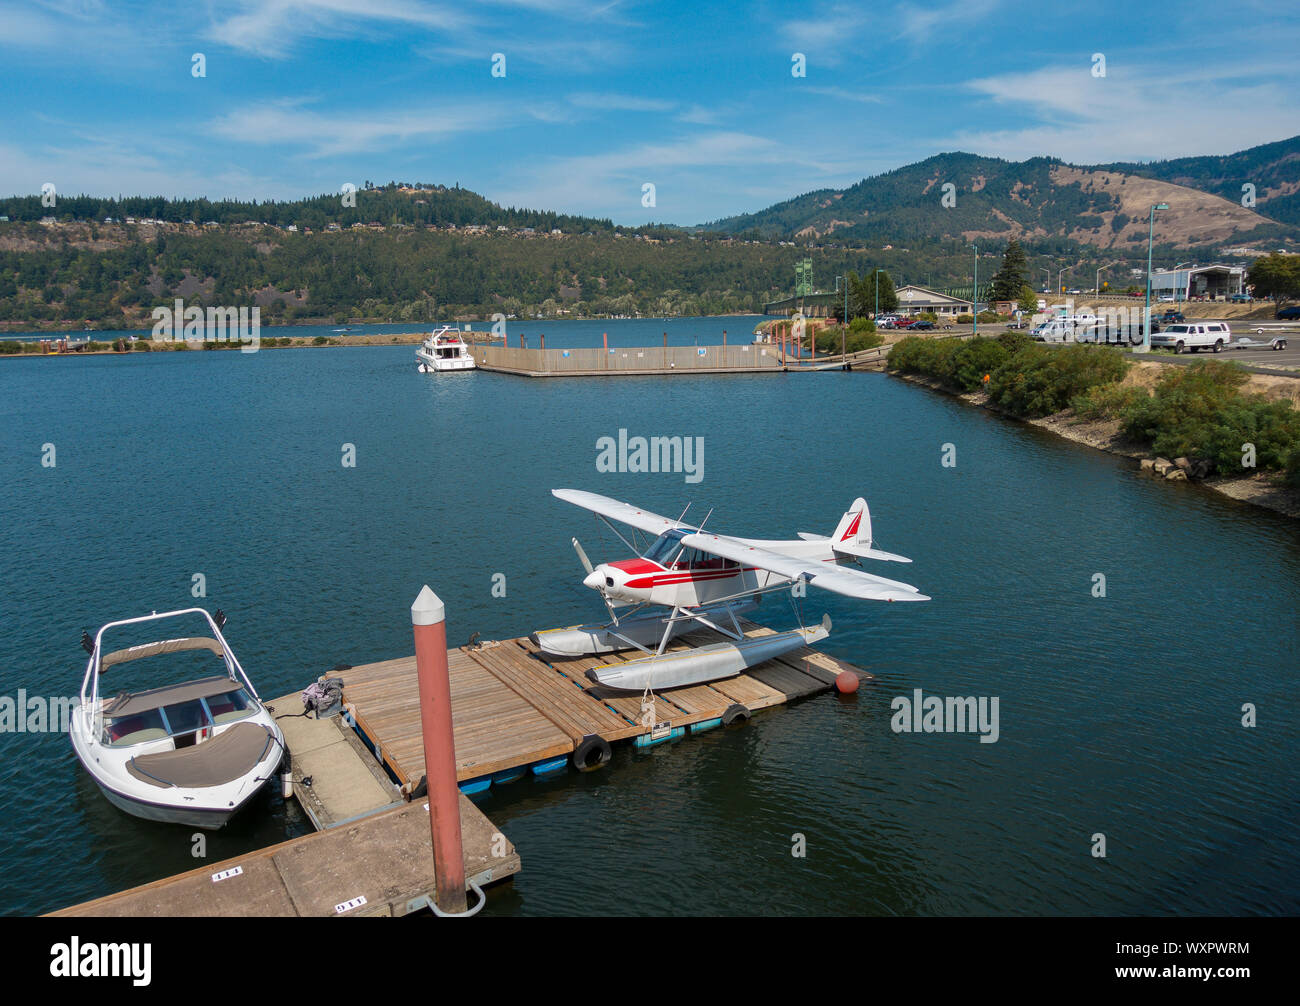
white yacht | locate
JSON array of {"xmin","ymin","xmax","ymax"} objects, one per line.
[
  {"xmin": 416, "ymin": 326, "xmax": 476, "ymax": 372},
  {"xmin": 69, "ymin": 608, "xmax": 285, "ymax": 829}
]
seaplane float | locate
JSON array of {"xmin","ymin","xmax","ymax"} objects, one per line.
[
  {"xmin": 69, "ymin": 607, "xmax": 285, "ymax": 829},
  {"xmin": 532, "ymin": 489, "xmax": 929, "ymax": 691}
]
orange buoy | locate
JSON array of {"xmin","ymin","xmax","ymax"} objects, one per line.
[{"xmin": 834, "ymin": 671, "xmax": 859, "ymax": 694}]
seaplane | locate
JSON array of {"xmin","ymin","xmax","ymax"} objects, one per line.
[{"xmin": 532, "ymin": 489, "xmax": 929, "ymax": 691}]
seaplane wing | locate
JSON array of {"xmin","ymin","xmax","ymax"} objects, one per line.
[
  {"xmin": 551, "ymin": 488, "xmax": 694, "ymax": 537},
  {"xmin": 680, "ymin": 531, "xmax": 930, "ymax": 602}
]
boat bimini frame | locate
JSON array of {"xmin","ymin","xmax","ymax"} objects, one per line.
[{"xmin": 79, "ymin": 607, "xmax": 263, "ymax": 746}]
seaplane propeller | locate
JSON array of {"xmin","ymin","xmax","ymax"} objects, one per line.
[{"xmin": 574, "ymin": 537, "xmax": 621, "ymax": 626}]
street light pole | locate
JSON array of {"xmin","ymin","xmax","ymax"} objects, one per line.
[
  {"xmin": 1173, "ymin": 261, "xmax": 1189, "ymax": 309},
  {"xmin": 1144, "ymin": 203, "xmax": 1169, "ymax": 352},
  {"xmin": 972, "ymin": 245, "xmax": 979, "ymax": 337},
  {"xmin": 1057, "ymin": 267, "xmax": 1066, "ymax": 295}
]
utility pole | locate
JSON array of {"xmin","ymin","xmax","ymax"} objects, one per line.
[{"xmin": 1143, "ymin": 203, "xmax": 1169, "ymax": 352}]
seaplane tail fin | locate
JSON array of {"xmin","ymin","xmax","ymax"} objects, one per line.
[
  {"xmin": 830, "ymin": 497, "xmax": 871, "ymax": 548},
  {"xmin": 831, "ymin": 497, "xmax": 913, "ymax": 563}
]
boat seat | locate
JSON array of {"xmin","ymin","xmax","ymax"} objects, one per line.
[{"xmin": 126, "ymin": 722, "xmax": 276, "ymax": 789}]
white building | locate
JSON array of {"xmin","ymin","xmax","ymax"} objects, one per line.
[
  {"xmin": 1148, "ymin": 264, "xmax": 1246, "ymax": 300},
  {"xmin": 892, "ymin": 285, "xmax": 973, "ymax": 317}
]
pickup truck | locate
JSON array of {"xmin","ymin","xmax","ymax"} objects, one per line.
[{"xmin": 1149, "ymin": 322, "xmax": 1232, "ymax": 354}]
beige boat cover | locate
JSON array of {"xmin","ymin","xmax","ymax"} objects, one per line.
[
  {"xmin": 103, "ymin": 675, "xmax": 236, "ymax": 717},
  {"xmin": 126, "ymin": 722, "xmax": 276, "ymax": 789},
  {"xmin": 100, "ymin": 636, "xmax": 224, "ymax": 671}
]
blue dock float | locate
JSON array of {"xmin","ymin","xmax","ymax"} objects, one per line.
[
  {"xmin": 634, "ymin": 726, "xmax": 686, "ymax": 749},
  {"xmin": 531, "ymin": 755, "xmax": 569, "ymax": 776}
]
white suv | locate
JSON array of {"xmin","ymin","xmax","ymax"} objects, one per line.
[{"xmin": 1150, "ymin": 322, "xmax": 1231, "ymax": 354}]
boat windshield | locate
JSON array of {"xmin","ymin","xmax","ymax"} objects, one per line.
[
  {"xmin": 643, "ymin": 529, "xmax": 687, "ymax": 566},
  {"xmin": 103, "ymin": 688, "xmax": 256, "ymax": 747}
]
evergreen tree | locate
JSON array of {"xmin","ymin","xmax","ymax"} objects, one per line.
[{"xmin": 990, "ymin": 238, "xmax": 1029, "ymax": 302}]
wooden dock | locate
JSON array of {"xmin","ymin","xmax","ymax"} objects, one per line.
[
  {"xmin": 49, "ymin": 616, "xmax": 864, "ymax": 916},
  {"xmin": 340, "ymin": 617, "xmax": 868, "ymax": 791},
  {"xmin": 49, "ymin": 796, "xmax": 517, "ymax": 917},
  {"xmin": 50, "ymin": 691, "xmax": 520, "ymax": 917}
]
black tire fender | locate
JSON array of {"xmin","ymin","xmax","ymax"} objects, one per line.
[
  {"xmin": 572, "ymin": 734, "xmax": 612, "ymax": 771},
  {"xmin": 721, "ymin": 703, "xmax": 751, "ymax": 727}
]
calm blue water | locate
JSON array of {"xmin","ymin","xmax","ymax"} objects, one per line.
[
  {"xmin": 2, "ymin": 319, "xmax": 1297, "ymax": 916},
  {"xmin": 3, "ymin": 315, "xmax": 764, "ymax": 349}
]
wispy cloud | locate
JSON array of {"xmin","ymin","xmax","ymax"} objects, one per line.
[
  {"xmin": 568, "ymin": 92, "xmax": 676, "ymax": 112},
  {"xmin": 948, "ymin": 59, "xmax": 1300, "ymax": 163},
  {"xmin": 803, "ymin": 86, "xmax": 881, "ymax": 104},
  {"xmin": 493, "ymin": 130, "xmax": 847, "ymax": 223},
  {"xmin": 207, "ymin": 0, "xmax": 471, "ymax": 57},
  {"xmin": 896, "ymin": 0, "xmax": 1000, "ymax": 42},
  {"xmin": 209, "ymin": 97, "xmax": 519, "ymax": 157}
]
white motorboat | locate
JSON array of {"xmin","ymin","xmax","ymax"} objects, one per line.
[
  {"xmin": 69, "ymin": 608, "xmax": 285, "ymax": 829},
  {"xmin": 416, "ymin": 326, "xmax": 476, "ymax": 372}
]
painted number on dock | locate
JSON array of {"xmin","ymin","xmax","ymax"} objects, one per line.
[
  {"xmin": 335, "ymin": 895, "xmax": 368, "ymax": 914},
  {"xmin": 211, "ymin": 866, "xmax": 243, "ymax": 883}
]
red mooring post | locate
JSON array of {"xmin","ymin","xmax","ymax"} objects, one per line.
[
  {"xmin": 411, "ymin": 585, "xmax": 467, "ymax": 915},
  {"xmin": 540, "ymin": 333, "xmax": 545, "ymax": 349}
]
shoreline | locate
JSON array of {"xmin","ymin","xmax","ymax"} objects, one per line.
[
  {"xmin": 0, "ymin": 311, "xmax": 764, "ymax": 336},
  {"xmin": 891, "ymin": 370, "xmax": 1300, "ymax": 520},
  {"xmin": 0, "ymin": 330, "xmax": 503, "ymax": 359}
]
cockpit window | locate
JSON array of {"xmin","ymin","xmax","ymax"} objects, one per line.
[{"xmin": 643, "ymin": 529, "xmax": 687, "ymax": 566}]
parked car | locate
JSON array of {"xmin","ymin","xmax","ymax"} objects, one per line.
[
  {"xmin": 1276, "ymin": 305, "xmax": 1300, "ymax": 320},
  {"xmin": 1229, "ymin": 293, "xmax": 1252, "ymax": 303},
  {"xmin": 894, "ymin": 317, "xmax": 919, "ymax": 329},
  {"xmin": 1160, "ymin": 309, "xmax": 1186, "ymax": 323},
  {"xmin": 910, "ymin": 320, "xmax": 935, "ymax": 331}
]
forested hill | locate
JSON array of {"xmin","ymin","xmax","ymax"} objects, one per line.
[
  {"xmin": 0, "ymin": 182, "xmax": 618, "ymax": 235},
  {"xmin": 705, "ymin": 141, "xmax": 1300, "ymax": 249}
]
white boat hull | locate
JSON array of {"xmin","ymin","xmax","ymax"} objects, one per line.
[
  {"xmin": 416, "ymin": 349, "xmax": 475, "ymax": 372},
  {"xmin": 91, "ymin": 769, "xmax": 277, "ymax": 829},
  {"xmin": 587, "ymin": 618, "xmax": 830, "ymax": 691}
]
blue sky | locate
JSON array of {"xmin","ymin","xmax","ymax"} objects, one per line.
[{"xmin": 2, "ymin": 0, "xmax": 1299, "ymax": 224}]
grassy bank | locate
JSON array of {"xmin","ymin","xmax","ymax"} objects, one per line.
[{"xmin": 887, "ymin": 334, "xmax": 1300, "ymax": 488}]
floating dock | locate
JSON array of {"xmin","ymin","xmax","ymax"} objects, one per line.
[
  {"xmin": 50, "ymin": 617, "xmax": 865, "ymax": 916},
  {"xmin": 473, "ymin": 343, "xmax": 890, "ymax": 377},
  {"xmin": 341, "ymin": 618, "xmax": 867, "ymax": 792}
]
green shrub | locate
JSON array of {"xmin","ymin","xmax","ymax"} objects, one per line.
[
  {"xmin": 1071, "ymin": 382, "xmax": 1148, "ymax": 421},
  {"xmin": 887, "ymin": 335, "xmax": 963, "ymax": 384},
  {"xmin": 951, "ymin": 338, "xmax": 1009, "ymax": 392},
  {"xmin": 1121, "ymin": 361, "xmax": 1300, "ymax": 474},
  {"xmin": 996, "ymin": 331, "xmax": 1033, "ymax": 354},
  {"xmin": 955, "ymin": 314, "xmax": 973, "ymax": 324},
  {"xmin": 0, "ymin": 341, "xmax": 22, "ymax": 355},
  {"xmin": 988, "ymin": 343, "xmax": 1129, "ymax": 418},
  {"xmin": 312, "ymin": 335, "xmax": 329, "ymax": 345}
]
